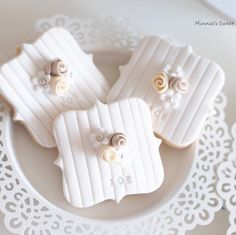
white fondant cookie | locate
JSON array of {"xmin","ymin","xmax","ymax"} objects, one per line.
[
  {"xmin": 0, "ymin": 27, "xmax": 110, "ymax": 148},
  {"xmin": 107, "ymin": 36, "xmax": 225, "ymax": 147},
  {"xmin": 53, "ymin": 98, "xmax": 164, "ymax": 208}
]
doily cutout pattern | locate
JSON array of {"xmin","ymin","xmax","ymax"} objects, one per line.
[
  {"xmin": 35, "ymin": 14, "xmax": 144, "ymax": 51},
  {"xmin": 217, "ymin": 124, "xmax": 236, "ymax": 235},
  {"xmin": 0, "ymin": 14, "xmax": 232, "ymax": 235}
]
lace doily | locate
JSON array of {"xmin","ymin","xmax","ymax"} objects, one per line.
[
  {"xmin": 0, "ymin": 15, "xmax": 233, "ymax": 235},
  {"xmin": 217, "ymin": 124, "xmax": 236, "ymax": 235}
]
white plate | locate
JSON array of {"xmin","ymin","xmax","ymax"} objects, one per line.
[{"xmin": 8, "ymin": 49, "xmax": 195, "ymax": 220}]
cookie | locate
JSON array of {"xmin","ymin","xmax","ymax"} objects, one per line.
[
  {"xmin": 53, "ymin": 98, "xmax": 164, "ymax": 208},
  {"xmin": 0, "ymin": 27, "xmax": 110, "ymax": 148},
  {"xmin": 107, "ymin": 36, "xmax": 225, "ymax": 147}
]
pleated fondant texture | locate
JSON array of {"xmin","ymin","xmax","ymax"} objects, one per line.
[
  {"xmin": 0, "ymin": 27, "xmax": 110, "ymax": 148},
  {"xmin": 107, "ymin": 36, "xmax": 225, "ymax": 147},
  {"xmin": 53, "ymin": 98, "xmax": 164, "ymax": 208}
]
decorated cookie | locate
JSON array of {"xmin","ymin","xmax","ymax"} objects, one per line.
[
  {"xmin": 53, "ymin": 98, "xmax": 164, "ymax": 208},
  {"xmin": 0, "ymin": 27, "xmax": 110, "ymax": 148},
  {"xmin": 107, "ymin": 36, "xmax": 225, "ymax": 147}
]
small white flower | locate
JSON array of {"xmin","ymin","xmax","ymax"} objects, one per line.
[
  {"xmin": 160, "ymin": 89, "xmax": 174, "ymax": 109},
  {"xmin": 170, "ymin": 93, "xmax": 182, "ymax": 109},
  {"xmin": 163, "ymin": 64, "xmax": 171, "ymax": 74},
  {"xmin": 174, "ymin": 93, "xmax": 181, "ymax": 100},
  {"xmin": 32, "ymin": 73, "xmax": 51, "ymax": 91},
  {"xmin": 163, "ymin": 101, "xmax": 171, "ymax": 110},
  {"xmin": 67, "ymin": 97, "xmax": 72, "ymax": 104},
  {"xmin": 67, "ymin": 67, "xmax": 73, "ymax": 79},
  {"xmin": 151, "ymin": 106, "xmax": 168, "ymax": 122},
  {"xmin": 175, "ymin": 66, "xmax": 183, "ymax": 74},
  {"xmin": 90, "ymin": 128, "xmax": 110, "ymax": 148},
  {"xmin": 151, "ymin": 106, "xmax": 163, "ymax": 117}
]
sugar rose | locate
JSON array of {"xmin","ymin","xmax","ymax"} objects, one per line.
[
  {"xmin": 44, "ymin": 58, "xmax": 68, "ymax": 76},
  {"xmin": 50, "ymin": 76, "xmax": 69, "ymax": 96},
  {"xmin": 98, "ymin": 145, "xmax": 118, "ymax": 163},
  {"xmin": 153, "ymin": 72, "xmax": 169, "ymax": 93},
  {"xmin": 169, "ymin": 77, "xmax": 189, "ymax": 94},
  {"xmin": 110, "ymin": 133, "xmax": 127, "ymax": 150}
]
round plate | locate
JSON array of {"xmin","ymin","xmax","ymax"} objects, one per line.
[{"xmin": 9, "ymin": 49, "xmax": 195, "ymax": 220}]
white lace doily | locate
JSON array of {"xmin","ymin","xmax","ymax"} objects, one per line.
[
  {"xmin": 217, "ymin": 124, "xmax": 236, "ymax": 235},
  {"xmin": 0, "ymin": 15, "xmax": 233, "ymax": 235}
]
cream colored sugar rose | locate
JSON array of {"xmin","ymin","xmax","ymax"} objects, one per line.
[
  {"xmin": 50, "ymin": 76, "xmax": 69, "ymax": 96},
  {"xmin": 44, "ymin": 58, "xmax": 68, "ymax": 76},
  {"xmin": 98, "ymin": 145, "xmax": 119, "ymax": 163},
  {"xmin": 153, "ymin": 72, "xmax": 169, "ymax": 93}
]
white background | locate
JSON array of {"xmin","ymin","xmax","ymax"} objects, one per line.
[{"xmin": 0, "ymin": 0, "xmax": 235, "ymax": 234}]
